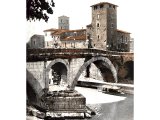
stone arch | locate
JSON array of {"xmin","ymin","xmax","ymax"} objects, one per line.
[
  {"xmin": 124, "ymin": 60, "xmax": 134, "ymax": 81},
  {"xmin": 45, "ymin": 59, "xmax": 69, "ymax": 88},
  {"xmin": 70, "ymin": 56, "xmax": 118, "ymax": 89},
  {"xmin": 26, "ymin": 70, "xmax": 44, "ymax": 104}
]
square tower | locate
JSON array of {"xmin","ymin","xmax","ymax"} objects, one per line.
[
  {"xmin": 58, "ymin": 15, "xmax": 69, "ymax": 30},
  {"xmin": 90, "ymin": 2, "xmax": 118, "ymax": 50}
]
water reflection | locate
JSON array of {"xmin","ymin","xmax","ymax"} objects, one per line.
[
  {"xmin": 65, "ymin": 95, "xmax": 133, "ymax": 120},
  {"xmin": 87, "ymin": 95, "xmax": 133, "ymax": 120}
]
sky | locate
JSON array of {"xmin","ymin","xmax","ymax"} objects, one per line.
[{"xmin": 26, "ymin": 0, "xmax": 136, "ymax": 42}]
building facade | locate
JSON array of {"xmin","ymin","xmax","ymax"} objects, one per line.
[
  {"xmin": 27, "ymin": 34, "xmax": 45, "ymax": 49},
  {"xmin": 30, "ymin": 2, "xmax": 133, "ymax": 52},
  {"xmin": 43, "ymin": 28, "xmax": 87, "ymax": 49},
  {"xmin": 87, "ymin": 2, "xmax": 133, "ymax": 52},
  {"xmin": 116, "ymin": 29, "xmax": 131, "ymax": 52},
  {"xmin": 58, "ymin": 15, "xmax": 69, "ymax": 30},
  {"xmin": 87, "ymin": 2, "xmax": 118, "ymax": 50}
]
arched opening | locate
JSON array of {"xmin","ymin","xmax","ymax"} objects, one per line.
[
  {"xmin": 93, "ymin": 60, "xmax": 115, "ymax": 83},
  {"xmin": 117, "ymin": 61, "xmax": 134, "ymax": 84},
  {"xmin": 70, "ymin": 57, "xmax": 117, "ymax": 89},
  {"xmin": 124, "ymin": 61, "xmax": 134, "ymax": 82},
  {"xmin": 46, "ymin": 59, "xmax": 69, "ymax": 88},
  {"xmin": 50, "ymin": 62, "xmax": 67, "ymax": 85}
]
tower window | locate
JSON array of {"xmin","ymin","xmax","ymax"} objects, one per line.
[
  {"xmin": 111, "ymin": 23, "xmax": 114, "ymax": 28},
  {"xmin": 97, "ymin": 23, "xmax": 99, "ymax": 27},
  {"xmin": 61, "ymin": 19, "xmax": 62, "ymax": 23},
  {"xmin": 98, "ymin": 35, "xmax": 99, "ymax": 40},
  {"xmin": 113, "ymin": 6, "xmax": 115, "ymax": 9},
  {"xmin": 109, "ymin": 5, "xmax": 112, "ymax": 8},
  {"xmin": 100, "ymin": 4, "xmax": 104, "ymax": 8},
  {"xmin": 94, "ymin": 6, "xmax": 97, "ymax": 10}
]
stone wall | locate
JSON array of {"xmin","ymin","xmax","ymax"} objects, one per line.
[
  {"xmin": 68, "ymin": 58, "xmax": 85, "ymax": 86},
  {"xmin": 27, "ymin": 62, "xmax": 45, "ymax": 89}
]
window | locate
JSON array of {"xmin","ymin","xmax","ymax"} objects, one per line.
[
  {"xmin": 109, "ymin": 5, "xmax": 112, "ymax": 8},
  {"xmin": 61, "ymin": 27, "xmax": 62, "ymax": 29},
  {"xmin": 94, "ymin": 6, "xmax": 97, "ymax": 10},
  {"xmin": 111, "ymin": 23, "xmax": 114, "ymax": 28},
  {"xmin": 113, "ymin": 5, "xmax": 115, "ymax": 9},
  {"xmin": 125, "ymin": 37, "xmax": 128, "ymax": 44},
  {"xmin": 100, "ymin": 4, "xmax": 104, "ymax": 8},
  {"xmin": 97, "ymin": 23, "xmax": 99, "ymax": 27},
  {"xmin": 61, "ymin": 19, "xmax": 62, "ymax": 23},
  {"xmin": 98, "ymin": 35, "xmax": 99, "ymax": 40},
  {"xmin": 121, "ymin": 36, "xmax": 124, "ymax": 43},
  {"xmin": 33, "ymin": 41, "xmax": 36, "ymax": 45}
]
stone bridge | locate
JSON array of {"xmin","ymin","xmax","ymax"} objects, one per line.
[{"xmin": 27, "ymin": 48, "xmax": 134, "ymax": 104}]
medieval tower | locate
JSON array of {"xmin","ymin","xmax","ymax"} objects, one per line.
[
  {"xmin": 87, "ymin": 2, "xmax": 118, "ymax": 50},
  {"xmin": 58, "ymin": 15, "xmax": 70, "ymax": 30}
]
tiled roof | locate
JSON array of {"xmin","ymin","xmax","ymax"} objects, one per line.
[
  {"xmin": 117, "ymin": 29, "xmax": 131, "ymax": 34},
  {"xmin": 86, "ymin": 24, "xmax": 92, "ymax": 27},
  {"xmin": 31, "ymin": 34, "xmax": 44, "ymax": 39},
  {"xmin": 43, "ymin": 28, "xmax": 57, "ymax": 32},
  {"xmin": 58, "ymin": 15, "xmax": 69, "ymax": 18},
  {"xmin": 51, "ymin": 29, "xmax": 69, "ymax": 35},
  {"xmin": 61, "ymin": 35, "xmax": 86, "ymax": 41},
  {"xmin": 50, "ymin": 29, "xmax": 86, "ymax": 35},
  {"xmin": 91, "ymin": 2, "xmax": 118, "ymax": 7},
  {"xmin": 67, "ymin": 29, "xmax": 86, "ymax": 32}
]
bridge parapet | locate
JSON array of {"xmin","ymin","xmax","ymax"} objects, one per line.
[{"xmin": 27, "ymin": 48, "xmax": 133, "ymax": 62}]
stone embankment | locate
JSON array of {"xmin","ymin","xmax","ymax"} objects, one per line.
[{"xmin": 77, "ymin": 78, "xmax": 134, "ymax": 95}]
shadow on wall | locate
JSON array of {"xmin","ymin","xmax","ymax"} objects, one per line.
[
  {"xmin": 118, "ymin": 61, "xmax": 134, "ymax": 84},
  {"xmin": 26, "ymin": 70, "xmax": 45, "ymax": 107}
]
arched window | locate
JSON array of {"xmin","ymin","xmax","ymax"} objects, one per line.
[{"xmin": 97, "ymin": 23, "xmax": 99, "ymax": 27}]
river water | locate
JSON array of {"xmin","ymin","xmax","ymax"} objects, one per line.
[
  {"xmin": 27, "ymin": 86, "xmax": 133, "ymax": 120},
  {"xmin": 75, "ymin": 87, "xmax": 133, "ymax": 120}
]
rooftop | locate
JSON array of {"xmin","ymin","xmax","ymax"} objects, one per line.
[
  {"xmin": 58, "ymin": 15, "xmax": 69, "ymax": 18},
  {"xmin": 61, "ymin": 35, "xmax": 86, "ymax": 41},
  {"xmin": 90, "ymin": 2, "xmax": 118, "ymax": 7},
  {"xmin": 43, "ymin": 28, "xmax": 57, "ymax": 32},
  {"xmin": 86, "ymin": 24, "xmax": 92, "ymax": 27},
  {"xmin": 117, "ymin": 29, "xmax": 131, "ymax": 34}
]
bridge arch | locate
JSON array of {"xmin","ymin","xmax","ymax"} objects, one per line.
[
  {"xmin": 124, "ymin": 60, "xmax": 134, "ymax": 81},
  {"xmin": 26, "ymin": 70, "xmax": 44, "ymax": 105},
  {"xmin": 46, "ymin": 59, "xmax": 69, "ymax": 87},
  {"xmin": 70, "ymin": 56, "xmax": 118, "ymax": 89}
]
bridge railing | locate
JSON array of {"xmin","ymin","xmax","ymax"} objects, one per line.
[{"xmin": 27, "ymin": 48, "xmax": 133, "ymax": 56}]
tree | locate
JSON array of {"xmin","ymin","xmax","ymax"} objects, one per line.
[{"xmin": 26, "ymin": 0, "xmax": 55, "ymax": 22}]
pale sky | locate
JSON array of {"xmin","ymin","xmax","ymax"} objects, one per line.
[{"xmin": 27, "ymin": 0, "xmax": 137, "ymax": 42}]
